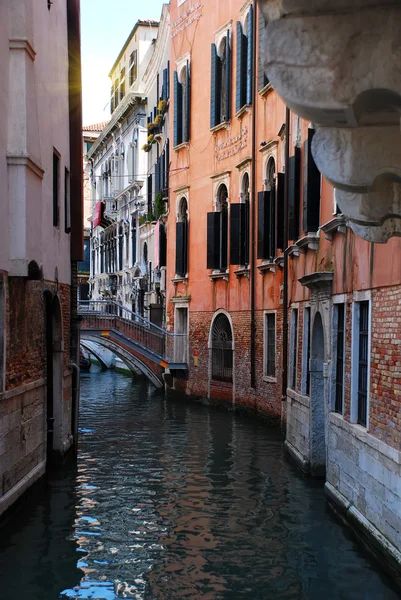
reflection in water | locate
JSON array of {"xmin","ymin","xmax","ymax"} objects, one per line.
[{"xmin": 0, "ymin": 369, "xmax": 399, "ymax": 599}]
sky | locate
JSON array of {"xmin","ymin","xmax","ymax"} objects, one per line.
[{"xmin": 80, "ymin": 0, "xmax": 165, "ymax": 126}]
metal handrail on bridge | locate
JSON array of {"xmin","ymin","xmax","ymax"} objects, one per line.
[{"xmin": 78, "ymin": 300, "xmax": 188, "ymax": 366}]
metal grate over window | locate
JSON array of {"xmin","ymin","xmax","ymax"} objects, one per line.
[
  {"xmin": 211, "ymin": 314, "xmax": 233, "ymax": 382},
  {"xmin": 357, "ymin": 301, "xmax": 369, "ymax": 426},
  {"xmin": 265, "ymin": 313, "xmax": 276, "ymax": 377}
]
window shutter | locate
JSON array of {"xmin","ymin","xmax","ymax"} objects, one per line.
[
  {"xmin": 225, "ymin": 30, "xmax": 231, "ymax": 121},
  {"xmin": 303, "ymin": 129, "xmax": 321, "ymax": 232},
  {"xmin": 236, "ymin": 21, "xmax": 245, "ymax": 113},
  {"xmin": 243, "ymin": 201, "xmax": 250, "ymax": 265},
  {"xmin": 257, "ymin": 191, "xmax": 269, "ymax": 259},
  {"xmin": 210, "ymin": 44, "xmax": 221, "ymax": 128},
  {"xmin": 155, "ymin": 158, "xmax": 160, "ymax": 196},
  {"xmin": 176, "ymin": 221, "xmax": 185, "ymax": 276},
  {"xmin": 207, "ymin": 212, "xmax": 221, "ymax": 270},
  {"xmin": 258, "ymin": 9, "xmax": 269, "ymax": 91},
  {"xmin": 183, "ymin": 220, "xmax": 188, "ymax": 275},
  {"xmin": 276, "ymin": 172, "xmax": 285, "ymax": 251},
  {"xmin": 230, "ymin": 203, "xmax": 241, "ymax": 265},
  {"xmin": 221, "ymin": 208, "xmax": 228, "ymax": 270},
  {"xmin": 167, "ymin": 61, "xmax": 170, "ymax": 99},
  {"xmin": 184, "ymin": 61, "xmax": 190, "ymax": 142},
  {"xmin": 159, "ymin": 223, "xmax": 166, "ymax": 267},
  {"xmin": 174, "ymin": 71, "xmax": 182, "ymax": 147},
  {"xmin": 163, "ymin": 68, "xmax": 168, "ymax": 100},
  {"xmin": 147, "ymin": 174, "xmax": 153, "ymax": 214},
  {"xmin": 165, "ymin": 139, "xmax": 170, "ymax": 195},
  {"xmin": 246, "ymin": 5, "xmax": 253, "ymax": 106},
  {"xmin": 132, "ymin": 223, "xmax": 137, "ymax": 266},
  {"xmin": 288, "ymin": 147, "xmax": 301, "ymax": 241},
  {"xmin": 269, "ymin": 184, "xmax": 276, "ymax": 259}
]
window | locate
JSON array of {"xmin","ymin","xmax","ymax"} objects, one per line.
[
  {"xmin": 118, "ymin": 225, "xmax": 123, "ymax": 271},
  {"xmin": 64, "ymin": 168, "xmax": 71, "ymax": 233},
  {"xmin": 119, "ymin": 68, "xmax": 125, "ymax": 101},
  {"xmin": 210, "ymin": 31, "xmax": 231, "ymax": 128},
  {"xmin": 174, "ymin": 62, "xmax": 190, "ymax": 146},
  {"xmin": 129, "ymin": 50, "xmax": 137, "ymax": 86},
  {"xmin": 352, "ymin": 300, "xmax": 370, "ymax": 427},
  {"xmin": 162, "ymin": 61, "xmax": 170, "ymax": 100},
  {"xmin": 207, "ymin": 184, "xmax": 228, "ymax": 272},
  {"xmin": 258, "ymin": 9, "xmax": 269, "ymax": 91},
  {"xmin": 257, "ymin": 158, "xmax": 284, "ymax": 260},
  {"xmin": 53, "ymin": 151, "xmax": 60, "ymax": 227},
  {"xmin": 288, "ymin": 147, "xmax": 301, "ymax": 241},
  {"xmin": 301, "ymin": 307, "xmax": 311, "ymax": 395},
  {"xmin": 264, "ymin": 312, "xmax": 276, "ymax": 377},
  {"xmin": 230, "ymin": 172, "xmax": 249, "ymax": 266},
  {"xmin": 236, "ymin": 6, "xmax": 253, "ymax": 112},
  {"xmin": 303, "ymin": 128, "xmax": 321, "ymax": 232},
  {"xmin": 147, "ymin": 174, "xmax": 153, "ymax": 215},
  {"xmin": 131, "ymin": 218, "xmax": 137, "ymax": 266},
  {"xmin": 78, "ymin": 240, "xmax": 90, "ymax": 274},
  {"xmin": 176, "ymin": 198, "xmax": 188, "ymax": 277},
  {"xmin": 334, "ymin": 303, "xmax": 345, "ymax": 414},
  {"xmin": 290, "ymin": 308, "xmax": 298, "ymax": 389},
  {"xmin": 211, "ymin": 313, "xmax": 233, "ymax": 382}
]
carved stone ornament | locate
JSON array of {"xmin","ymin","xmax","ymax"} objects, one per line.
[{"xmin": 257, "ymin": 0, "xmax": 401, "ymax": 242}]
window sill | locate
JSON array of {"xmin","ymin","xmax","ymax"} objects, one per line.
[
  {"xmin": 258, "ymin": 82, "xmax": 273, "ymax": 97},
  {"xmin": 257, "ymin": 261, "xmax": 276, "ymax": 274},
  {"xmin": 295, "ymin": 233, "xmax": 320, "ymax": 253},
  {"xmin": 235, "ymin": 104, "xmax": 251, "ymax": 119},
  {"xmin": 263, "ymin": 375, "xmax": 277, "ymax": 384},
  {"xmin": 234, "ymin": 266, "xmax": 250, "ymax": 279},
  {"xmin": 173, "ymin": 141, "xmax": 190, "ymax": 152},
  {"xmin": 210, "ymin": 121, "xmax": 231, "ymax": 134},
  {"xmin": 274, "ymin": 256, "xmax": 284, "ymax": 269},
  {"xmin": 287, "ymin": 244, "xmax": 300, "ymax": 258},
  {"xmin": 172, "ymin": 275, "xmax": 188, "ymax": 285},
  {"xmin": 208, "ymin": 270, "xmax": 229, "ymax": 282},
  {"xmin": 320, "ymin": 215, "xmax": 347, "ymax": 241}
]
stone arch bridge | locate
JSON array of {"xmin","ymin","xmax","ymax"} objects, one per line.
[{"xmin": 79, "ymin": 301, "xmax": 188, "ymax": 388}]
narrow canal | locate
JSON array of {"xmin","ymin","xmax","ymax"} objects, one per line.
[{"xmin": 0, "ymin": 369, "xmax": 399, "ymax": 599}]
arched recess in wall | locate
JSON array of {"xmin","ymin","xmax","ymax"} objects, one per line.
[
  {"xmin": 209, "ymin": 311, "xmax": 234, "ymax": 383},
  {"xmin": 310, "ymin": 311, "xmax": 326, "ymax": 476}
]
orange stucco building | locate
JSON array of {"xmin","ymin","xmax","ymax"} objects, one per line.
[{"xmin": 166, "ymin": 0, "xmax": 401, "ymax": 572}]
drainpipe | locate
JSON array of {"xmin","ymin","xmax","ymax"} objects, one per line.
[
  {"xmin": 281, "ymin": 107, "xmax": 290, "ymax": 430},
  {"xmin": 250, "ymin": 0, "xmax": 258, "ymax": 388}
]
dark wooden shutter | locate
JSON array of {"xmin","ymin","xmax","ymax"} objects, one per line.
[
  {"xmin": 183, "ymin": 220, "xmax": 188, "ymax": 275},
  {"xmin": 258, "ymin": 9, "xmax": 269, "ymax": 91},
  {"xmin": 230, "ymin": 203, "xmax": 241, "ymax": 265},
  {"xmin": 243, "ymin": 201, "xmax": 250, "ymax": 265},
  {"xmin": 225, "ymin": 30, "xmax": 231, "ymax": 122},
  {"xmin": 174, "ymin": 71, "xmax": 182, "ymax": 147},
  {"xmin": 176, "ymin": 221, "xmax": 185, "ymax": 276},
  {"xmin": 167, "ymin": 60, "xmax": 170, "ymax": 99},
  {"xmin": 257, "ymin": 191, "xmax": 269, "ymax": 259},
  {"xmin": 132, "ymin": 222, "xmax": 136, "ymax": 266},
  {"xmin": 155, "ymin": 158, "xmax": 160, "ymax": 196},
  {"xmin": 276, "ymin": 172, "xmax": 285, "ymax": 251},
  {"xmin": 303, "ymin": 128, "xmax": 321, "ymax": 232},
  {"xmin": 207, "ymin": 212, "xmax": 220, "ymax": 269},
  {"xmin": 210, "ymin": 44, "xmax": 221, "ymax": 128},
  {"xmin": 165, "ymin": 139, "xmax": 170, "ymax": 195},
  {"xmin": 246, "ymin": 4, "xmax": 253, "ymax": 106},
  {"xmin": 184, "ymin": 61, "xmax": 190, "ymax": 142},
  {"xmin": 288, "ymin": 147, "xmax": 301, "ymax": 241},
  {"xmin": 163, "ymin": 67, "xmax": 168, "ymax": 100},
  {"xmin": 269, "ymin": 184, "xmax": 276, "ymax": 259},
  {"xmin": 221, "ymin": 208, "xmax": 228, "ymax": 270},
  {"xmin": 147, "ymin": 174, "xmax": 153, "ymax": 214},
  {"xmin": 236, "ymin": 21, "xmax": 245, "ymax": 113},
  {"xmin": 159, "ymin": 224, "xmax": 166, "ymax": 267}
]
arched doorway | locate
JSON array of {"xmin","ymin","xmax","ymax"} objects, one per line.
[
  {"xmin": 210, "ymin": 312, "xmax": 233, "ymax": 383},
  {"xmin": 310, "ymin": 311, "xmax": 326, "ymax": 476}
]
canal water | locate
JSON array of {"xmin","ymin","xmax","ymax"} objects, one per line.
[{"xmin": 0, "ymin": 369, "xmax": 399, "ymax": 599}]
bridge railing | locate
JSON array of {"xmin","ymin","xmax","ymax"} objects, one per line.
[{"xmin": 78, "ymin": 300, "xmax": 188, "ymax": 364}]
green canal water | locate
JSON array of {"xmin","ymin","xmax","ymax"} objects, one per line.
[{"xmin": 0, "ymin": 369, "xmax": 399, "ymax": 599}]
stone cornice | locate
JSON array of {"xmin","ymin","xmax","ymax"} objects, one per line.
[
  {"xmin": 7, "ymin": 154, "xmax": 44, "ymax": 179},
  {"xmin": 9, "ymin": 39, "xmax": 36, "ymax": 61}
]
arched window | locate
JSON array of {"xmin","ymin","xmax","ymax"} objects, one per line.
[
  {"xmin": 207, "ymin": 184, "xmax": 229, "ymax": 271},
  {"xmin": 211, "ymin": 313, "xmax": 233, "ymax": 382},
  {"xmin": 143, "ymin": 241, "xmax": 148, "ymax": 267},
  {"xmin": 210, "ymin": 32, "xmax": 231, "ymax": 128},
  {"xmin": 173, "ymin": 62, "xmax": 190, "ymax": 146},
  {"xmin": 176, "ymin": 197, "xmax": 188, "ymax": 277},
  {"xmin": 236, "ymin": 6, "xmax": 253, "ymax": 112}
]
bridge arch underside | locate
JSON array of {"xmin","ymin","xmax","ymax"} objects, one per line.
[
  {"xmin": 80, "ymin": 341, "xmax": 109, "ymax": 370},
  {"xmin": 81, "ymin": 334, "xmax": 163, "ymax": 389}
]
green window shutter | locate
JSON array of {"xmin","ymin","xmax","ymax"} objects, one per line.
[
  {"xmin": 246, "ymin": 5, "xmax": 253, "ymax": 106},
  {"xmin": 210, "ymin": 44, "xmax": 221, "ymax": 128},
  {"xmin": 184, "ymin": 61, "xmax": 190, "ymax": 142},
  {"xmin": 176, "ymin": 221, "xmax": 185, "ymax": 276},
  {"xmin": 288, "ymin": 147, "xmax": 301, "ymax": 241},
  {"xmin": 174, "ymin": 71, "xmax": 182, "ymax": 146},
  {"xmin": 225, "ymin": 30, "xmax": 232, "ymax": 121},
  {"xmin": 236, "ymin": 21, "xmax": 245, "ymax": 113},
  {"xmin": 230, "ymin": 203, "xmax": 241, "ymax": 265},
  {"xmin": 276, "ymin": 172, "xmax": 285, "ymax": 251},
  {"xmin": 207, "ymin": 212, "xmax": 221, "ymax": 270},
  {"xmin": 303, "ymin": 129, "xmax": 321, "ymax": 232},
  {"xmin": 258, "ymin": 9, "xmax": 269, "ymax": 91}
]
